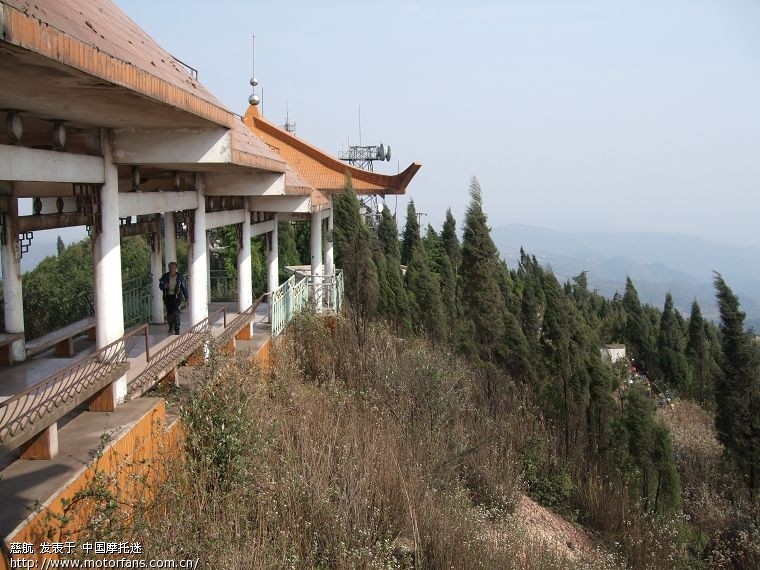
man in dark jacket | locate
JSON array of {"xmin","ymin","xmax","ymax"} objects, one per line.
[{"xmin": 159, "ymin": 261, "xmax": 189, "ymax": 335}]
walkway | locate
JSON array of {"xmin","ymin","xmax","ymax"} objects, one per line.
[{"xmin": 0, "ymin": 302, "xmax": 270, "ymax": 457}]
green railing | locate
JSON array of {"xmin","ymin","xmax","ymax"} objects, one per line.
[
  {"xmin": 271, "ymin": 269, "xmax": 343, "ymax": 337},
  {"xmin": 122, "ymin": 277, "xmax": 151, "ymax": 328},
  {"xmin": 301, "ymin": 270, "xmax": 344, "ymax": 312},
  {"xmin": 271, "ymin": 274, "xmax": 310, "ymax": 337}
]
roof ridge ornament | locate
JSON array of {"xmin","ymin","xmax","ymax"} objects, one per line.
[{"xmin": 248, "ymin": 34, "xmax": 260, "ymax": 107}]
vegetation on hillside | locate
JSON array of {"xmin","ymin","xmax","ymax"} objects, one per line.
[{"xmin": 330, "ymin": 176, "xmax": 760, "ymax": 568}]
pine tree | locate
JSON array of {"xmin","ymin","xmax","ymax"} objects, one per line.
[
  {"xmin": 658, "ymin": 292, "xmax": 692, "ymax": 393},
  {"xmin": 56, "ymin": 236, "xmax": 65, "ymax": 257},
  {"xmin": 714, "ymin": 273, "xmax": 760, "ymax": 495},
  {"xmin": 400, "ymin": 200, "xmax": 420, "ymax": 266},
  {"xmin": 459, "ymin": 177, "xmax": 506, "ymax": 362}
]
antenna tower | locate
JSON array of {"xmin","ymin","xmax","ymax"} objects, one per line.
[{"xmin": 283, "ymin": 99, "xmax": 296, "ymax": 134}]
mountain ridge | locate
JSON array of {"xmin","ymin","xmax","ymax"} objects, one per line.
[{"xmin": 494, "ymin": 224, "xmax": 760, "ymax": 329}]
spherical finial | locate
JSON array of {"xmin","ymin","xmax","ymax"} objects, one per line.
[
  {"xmin": 250, "ymin": 77, "xmax": 258, "ymax": 87},
  {"xmin": 249, "ymin": 93, "xmax": 260, "ymax": 106},
  {"xmin": 53, "ymin": 121, "xmax": 67, "ymax": 151}
]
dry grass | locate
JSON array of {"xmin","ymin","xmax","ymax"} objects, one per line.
[
  {"xmin": 658, "ymin": 400, "xmax": 760, "ymax": 569},
  {"xmin": 139, "ymin": 312, "xmax": 591, "ymax": 568}
]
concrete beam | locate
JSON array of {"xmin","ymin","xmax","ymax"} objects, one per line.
[
  {"xmin": 118, "ymin": 191, "xmax": 198, "ymax": 217},
  {"xmin": 206, "ymin": 209, "xmax": 245, "ymax": 230},
  {"xmin": 18, "ymin": 212, "xmax": 89, "ymax": 233},
  {"xmin": 248, "ymin": 195, "xmax": 311, "ymax": 214},
  {"xmin": 251, "ymin": 219, "xmax": 276, "ymax": 237},
  {"xmin": 204, "ymin": 172, "xmax": 284, "ymax": 196},
  {"xmin": 0, "ymin": 145, "xmax": 105, "ymax": 183},
  {"xmin": 111, "ymin": 128, "xmax": 231, "ymax": 164},
  {"xmin": 13, "ymin": 182, "xmax": 74, "ymax": 198}
]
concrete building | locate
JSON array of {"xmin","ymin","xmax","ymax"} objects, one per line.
[
  {"xmin": 0, "ymin": 0, "xmax": 419, "ymax": 464},
  {"xmin": 600, "ymin": 344, "xmax": 627, "ymax": 364}
]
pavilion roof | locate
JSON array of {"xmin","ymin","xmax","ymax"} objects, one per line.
[
  {"xmin": 1, "ymin": 0, "xmax": 233, "ymax": 127},
  {"xmin": 243, "ymin": 106, "xmax": 420, "ymax": 195}
]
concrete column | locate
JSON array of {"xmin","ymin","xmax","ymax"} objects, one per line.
[
  {"xmin": 206, "ymin": 234, "xmax": 212, "ymax": 304},
  {"xmin": 267, "ymin": 214, "xmax": 279, "ymax": 294},
  {"xmin": 0, "ymin": 189, "xmax": 25, "ymax": 362},
  {"xmin": 94, "ymin": 132, "xmax": 126, "ymax": 402},
  {"xmin": 163, "ymin": 211, "xmax": 177, "ymax": 270},
  {"xmin": 150, "ymin": 231, "xmax": 164, "ymax": 323},
  {"xmin": 189, "ymin": 174, "xmax": 208, "ymax": 325},
  {"xmin": 310, "ymin": 210, "xmax": 323, "ymax": 308},
  {"xmin": 238, "ymin": 216, "xmax": 252, "ymax": 313}
]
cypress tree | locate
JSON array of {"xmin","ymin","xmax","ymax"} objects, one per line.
[
  {"xmin": 419, "ymin": 224, "xmax": 457, "ymax": 331},
  {"xmin": 658, "ymin": 292, "xmax": 692, "ymax": 393},
  {"xmin": 622, "ymin": 277, "xmax": 657, "ymax": 374},
  {"xmin": 377, "ymin": 205, "xmax": 411, "ymax": 333},
  {"xmin": 405, "ymin": 240, "xmax": 446, "ymax": 340},
  {"xmin": 400, "ymin": 200, "xmax": 420, "ymax": 266},
  {"xmin": 278, "ymin": 221, "xmax": 302, "ymax": 277},
  {"xmin": 713, "ymin": 273, "xmax": 760, "ymax": 495},
  {"xmin": 685, "ymin": 300, "xmax": 717, "ymax": 403},
  {"xmin": 333, "ymin": 178, "xmax": 379, "ymax": 322},
  {"xmin": 440, "ymin": 208, "xmax": 461, "ymax": 274},
  {"xmin": 616, "ymin": 384, "xmax": 681, "ymax": 513},
  {"xmin": 459, "ymin": 177, "xmax": 506, "ymax": 362}
]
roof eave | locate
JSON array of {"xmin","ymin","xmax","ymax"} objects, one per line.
[{"xmin": 1, "ymin": 2, "xmax": 233, "ymax": 128}]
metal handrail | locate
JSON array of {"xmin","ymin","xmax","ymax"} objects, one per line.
[
  {"xmin": 213, "ymin": 295, "xmax": 267, "ymax": 349},
  {"xmin": 0, "ymin": 325, "xmax": 148, "ymax": 450},
  {"xmin": 127, "ymin": 307, "xmax": 226, "ymax": 399}
]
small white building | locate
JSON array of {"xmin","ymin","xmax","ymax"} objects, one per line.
[{"xmin": 600, "ymin": 344, "xmax": 627, "ymax": 364}]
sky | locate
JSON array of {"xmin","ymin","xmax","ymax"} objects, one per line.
[{"xmin": 116, "ymin": 0, "xmax": 760, "ymax": 247}]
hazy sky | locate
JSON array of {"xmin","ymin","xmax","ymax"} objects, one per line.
[{"xmin": 117, "ymin": 0, "xmax": 760, "ymax": 247}]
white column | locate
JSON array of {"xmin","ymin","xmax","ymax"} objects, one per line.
[
  {"xmin": 238, "ymin": 217, "xmax": 252, "ymax": 313},
  {"xmin": 206, "ymin": 234, "xmax": 212, "ymax": 304},
  {"xmin": 1, "ymin": 190, "xmax": 26, "ymax": 362},
  {"xmin": 163, "ymin": 211, "xmax": 177, "ymax": 270},
  {"xmin": 310, "ymin": 210, "xmax": 323, "ymax": 308},
  {"xmin": 150, "ymin": 231, "xmax": 164, "ymax": 323},
  {"xmin": 267, "ymin": 214, "xmax": 279, "ymax": 294},
  {"xmin": 95, "ymin": 132, "xmax": 126, "ymax": 401},
  {"xmin": 189, "ymin": 174, "xmax": 208, "ymax": 325}
]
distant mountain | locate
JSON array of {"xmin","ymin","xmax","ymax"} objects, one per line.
[{"xmin": 495, "ymin": 224, "xmax": 760, "ymax": 330}]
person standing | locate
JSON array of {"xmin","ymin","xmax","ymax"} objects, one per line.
[{"xmin": 159, "ymin": 261, "xmax": 189, "ymax": 335}]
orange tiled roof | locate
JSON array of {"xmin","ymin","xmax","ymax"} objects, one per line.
[
  {"xmin": 243, "ymin": 106, "xmax": 420, "ymax": 195},
  {"xmin": 2, "ymin": 0, "xmax": 232, "ymax": 127},
  {"xmin": 230, "ymin": 117, "xmax": 287, "ymax": 173}
]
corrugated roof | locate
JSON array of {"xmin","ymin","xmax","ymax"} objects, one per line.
[
  {"xmin": 243, "ymin": 106, "xmax": 420, "ymax": 195},
  {"xmin": 2, "ymin": 0, "xmax": 232, "ymax": 126}
]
